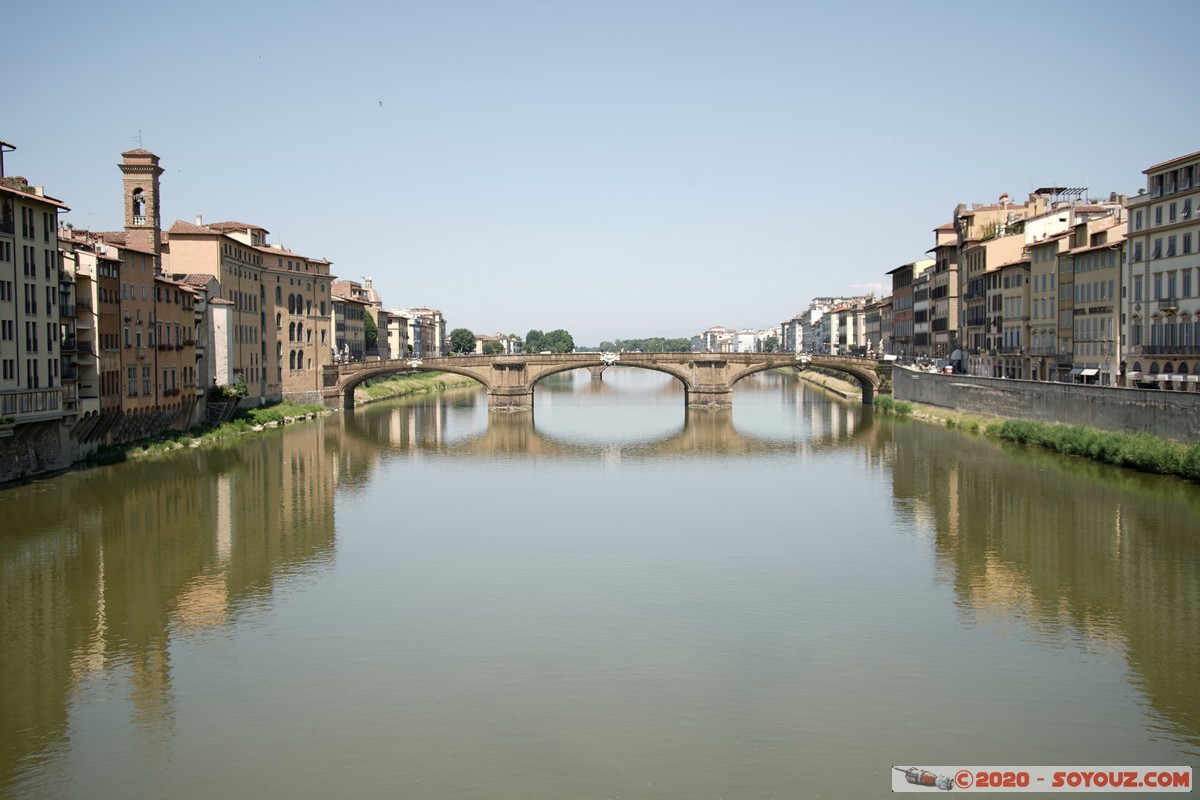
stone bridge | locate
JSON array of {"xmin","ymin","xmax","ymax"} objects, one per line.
[{"xmin": 323, "ymin": 352, "xmax": 892, "ymax": 411}]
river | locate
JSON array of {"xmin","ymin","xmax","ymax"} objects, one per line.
[{"xmin": 1, "ymin": 368, "xmax": 1197, "ymax": 799}]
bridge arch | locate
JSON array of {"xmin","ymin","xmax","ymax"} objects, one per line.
[
  {"xmin": 724, "ymin": 358, "xmax": 882, "ymax": 404},
  {"xmin": 332, "ymin": 362, "xmax": 492, "ymax": 409},
  {"xmin": 526, "ymin": 360, "xmax": 695, "ymax": 394}
]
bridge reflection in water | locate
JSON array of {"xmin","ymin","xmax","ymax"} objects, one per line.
[{"xmin": 336, "ymin": 370, "xmax": 874, "ymax": 462}]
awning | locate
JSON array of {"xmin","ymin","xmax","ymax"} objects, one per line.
[
  {"xmin": 1172, "ymin": 374, "xmax": 1186, "ymax": 381},
  {"xmin": 1157, "ymin": 374, "xmax": 1172, "ymax": 381},
  {"xmin": 1080, "ymin": 369, "xmax": 1099, "ymax": 377},
  {"xmin": 1068, "ymin": 368, "xmax": 1084, "ymax": 376},
  {"xmin": 1188, "ymin": 375, "xmax": 1199, "ymax": 383},
  {"xmin": 1125, "ymin": 371, "xmax": 1142, "ymax": 380}
]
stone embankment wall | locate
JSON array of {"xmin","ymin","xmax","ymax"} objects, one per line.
[
  {"xmin": 0, "ymin": 422, "xmax": 70, "ymax": 483},
  {"xmin": 893, "ymin": 369, "xmax": 1200, "ymax": 441}
]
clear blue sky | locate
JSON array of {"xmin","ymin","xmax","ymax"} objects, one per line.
[{"xmin": 7, "ymin": 0, "xmax": 1197, "ymax": 344}]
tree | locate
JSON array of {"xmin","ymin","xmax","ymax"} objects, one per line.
[
  {"xmin": 525, "ymin": 329, "xmax": 545, "ymax": 353},
  {"xmin": 761, "ymin": 335, "xmax": 778, "ymax": 353},
  {"xmin": 364, "ymin": 312, "xmax": 378, "ymax": 353},
  {"xmin": 482, "ymin": 340, "xmax": 504, "ymax": 355},
  {"xmin": 449, "ymin": 327, "xmax": 476, "ymax": 355},
  {"xmin": 542, "ymin": 329, "xmax": 575, "ymax": 353}
]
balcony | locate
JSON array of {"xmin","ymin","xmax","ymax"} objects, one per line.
[
  {"xmin": 60, "ymin": 336, "xmax": 78, "ymax": 353},
  {"xmin": 1157, "ymin": 297, "xmax": 1180, "ymax": 312},
  {"xmin": 1141, "ymin": 344, "xmax": 1200, "ymax": 355},
  {"xmin": 59, "ymin": 302, "xmax": 76, "ymax": 318},
  {"xmin": 136, "ymin": 347, "xmax": 146, "ymax": 359}
]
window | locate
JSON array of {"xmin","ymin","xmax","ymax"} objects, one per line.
[
  {"xmin": 142, "ymin": 366, "xmax": 151, "ymax": 395},
  {"xmin": 128, "ymin": 366, "xmax": 137, "ymax": 396},
  {"xmin": 1135, "ymin": 209, "xmax": 1143, "ymax": 230},
  {"xmin": 1168, "ymin": 236, "xmax": 1177, "ymax": 257}
]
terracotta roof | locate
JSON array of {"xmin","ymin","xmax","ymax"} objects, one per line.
[
  {"xmin": 0, "ymin": 180, "xmax": 70, "ymax": 210},
  {"xmin": 175, "ymin": 273, "xmax": 216, "ymax": 287},
  {"xmin": 1031, "ymin": 231, "xmax": 1071, "ymax": 245},
  {"xmin": 167, "ymin": 219, "xmax": 218, "ymax": 235},
  {"xmin": 1062, "ymin": 238, "xmax": 1125, "ymax": 256},
  {"xmin": 121, "ymin": 148, "xmax": 156, "ymax": 156},
  {"xmin": 996, "ymin": 258, "xmax": 1031, "ymax": 270},
  {"xmin": 208, "ymin": 298, "xmax": 235, "ymax": 306},
  {"xmin": 208, "ymin": 220, "xmax": 269, "ymax": 233},
  {"xmin": 933, "ymin": 223, "xmax": 955, "ymax": 232},
  {"xmin": 1143, "ymin": 149, "xmax": 1200, "ymax": 174}
]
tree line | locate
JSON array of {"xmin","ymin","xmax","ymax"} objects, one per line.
[
  {"xmin": 446, "ymin": 328, "xmax": 576, "ymax": 355},
  {"xmin": 596, "ymin": 337, "xmax": 692, "ymax": 353}
]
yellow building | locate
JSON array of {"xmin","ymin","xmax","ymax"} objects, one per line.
[
  {"xmin": 996, "ymin": 257, "xmax": 1031, "ymax": 379},
  {"xmin": 0, "ymin": 149, "xmax": 70, "ymax": 428},
  {"xmin": 1058, "ymin": 220, "xmax": 1125, "ymax": 386}
]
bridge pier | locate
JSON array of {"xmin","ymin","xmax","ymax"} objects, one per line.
[
  {"xmin": 586, "ymin": 365, "xmax": 607, "ymax": 379},
  {"xmin": 686, "ymin": 387, "xmax": 734, "ymax": 408},
  {"xmin": 487, "ymin": 389, "xmax": 534, "ymax": 411}
]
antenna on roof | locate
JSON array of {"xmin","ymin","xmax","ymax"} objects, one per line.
[
  {"xmin": 132, "ymin": 130, "xmax": 143, "ymax": 148},
  {"xmin": 0, "ymin": 140, "xmax": 15, "ymax": 178}
]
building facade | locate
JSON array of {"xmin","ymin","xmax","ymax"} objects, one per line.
[{"xmin": 1125, "ymin": 150, "xmax": 1200, "ymax": 390}]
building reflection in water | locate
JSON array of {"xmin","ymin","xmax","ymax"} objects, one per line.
[
  {"xmin": 0, "ymin": 425, "xmax": 336, "ymax": 795},
  {"xmin": 885, "ymin": 420, "xmax": 1200, "ymax": 754}
]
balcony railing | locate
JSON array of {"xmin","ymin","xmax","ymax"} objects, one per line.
[
  {"xmin": 1140, "ymin": 344, "xmax": 1200, "ymax": 355},
  {"xmin": 60, "ymin": 337, "xmax": 78, "ymax": 352},
  {"xmin": 59, "ymin": 302, "xmax": 76, "ymax": 318},
  {"xmin": 1157, "ymin": 297, "xmax": 1180, "ymax": 311}
]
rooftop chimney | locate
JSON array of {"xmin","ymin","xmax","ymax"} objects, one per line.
[{"xmin": 195, "ymin": 214, "xmax": 203, "ymax": 226}]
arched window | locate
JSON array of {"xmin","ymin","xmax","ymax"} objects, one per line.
[
  {"xmin": 296, "ymin": 323, "xmax": 303, "ymax": 342},
  {"xmin": 1164, "ymin": 362, "xmax": 1174, "ymax": 373},
  {"xmin": 1180, "ymin": 363, "xmax": 1190, "ymax": 375},
  {"xmin": 275, "ymin": 286, "xmax": 282, "ymax": 303},
  {"xmin": 1150, "ymin": 362, "xmax": 1160, "ymax": 375},
  {"xmin": 276, "ymin": 342, "xmax": 282, "ymax": 359},
  {"xmin": 275, "ymin": 312, "xmax": 282, "ymax": 329},
  {"xmin": 1132, "ymin": 361, "xmax": 1142, "ymax": 374},
  {"xmin": 288, "ymin": 322, "xmax": 295, "ymax": 341},
  {"xmin": 131, "ymin": 188, "xmax": 145, "ymax": 218},
  {"xmin": 287, "ymin": 294, "xmax": 295, "ymax": 314},
  {"xmin": 289, "ymin": 351, "xmax": 296, "ymax": 370},
  {"xmin": 306, "ymin": 328, "xmax": 312, "ymax": 343},
  {"xmin": 306, "ymin": 300, "xmax": 312, "ymax": 315}
]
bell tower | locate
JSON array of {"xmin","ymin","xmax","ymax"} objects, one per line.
[{"xmin": 119, "ymin": 148, "xmax": 164, "ymax": 271}]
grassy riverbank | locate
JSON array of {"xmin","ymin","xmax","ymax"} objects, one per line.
[
  {"xmin": 792, "ymin": 366, "xmax": 1200, "ymax": 483},
  {"xmin": 90, "ymin": 400, "xmax": 328, "ymax": 465},
  {"xmin": 887, "ymin": 399, "xmax": 1200, "ymax": 483},
  {"xmin": 354, "ymin": 371, "xmax": 481, "ymax": 404}
]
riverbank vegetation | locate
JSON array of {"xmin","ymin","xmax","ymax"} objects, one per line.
[
  {"xmin": 990, "ymin": 419, "xmax": 1200, "ymax": 482},
  {"xmin": 355, "ymin": 371, "xmax": 481, "ymax": 404},
  {"xmin": 89, "ymin": 400, "xmax": 327, "ymax": 465},
  {"xmin": 888, "ymin": 399, "xmax": 1200, "ymax": 483},
  {"xmin": 872, "ymin": 396, "xmax": 913, "ymax": 416}
]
